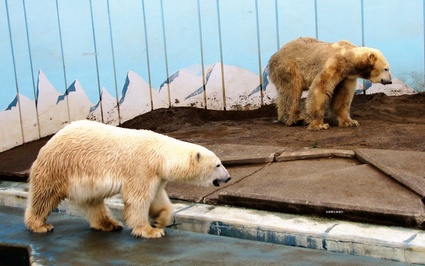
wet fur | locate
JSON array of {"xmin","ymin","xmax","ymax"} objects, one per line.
[
  {"xmin": 268, "ymin": 37, "xmax": 392, "ymax": 130},
  {"xmin": 25, "ymin": 120, "xmax": 230, "ymax": 238}
]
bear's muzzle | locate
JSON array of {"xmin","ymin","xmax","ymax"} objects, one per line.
[
  {"xmin": 381, "ymin": 78, "xmax": 392, "ymax": 85},
  {"xmin": 213, "ymin": 177, "xmax": 231, "ymax": 187}
]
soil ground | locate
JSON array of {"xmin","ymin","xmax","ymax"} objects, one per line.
[{"xmin": 121, "ymin": 92, "xmax": 425, "ymax": 152}]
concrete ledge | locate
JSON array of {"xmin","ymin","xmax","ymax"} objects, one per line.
[
  {"xmin": 217, "ymin": 191, "xmax": 425, "ymax": 229},
  {"xmin": 355, "ymin": 148, "xmax": 425, "ymax": 198},
  {"xmin": 1, "ymin": 184, "xmax": 424, "ymax": 264},
  {"xmin": 325, "ymin": 223, "xmax": 425, "ymax": 263},
  {"xmin": 276, "ymin": 149, "xmax": 355, "ymax": 162},
  {"xmin": 174, "ymin": 204, "xmax": 425, "ymax": 264},
  {"xmin": 206, "ymin": 144, "xmax": 284, "ymax": 165}
]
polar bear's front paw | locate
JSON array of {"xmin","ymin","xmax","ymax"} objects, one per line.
[
  {"xmin": 339, "ymin": 119, "xmax": 360, "ymax": 128},
  {"xmin": 30, "ymin": 223, "xmax": 54, "ymax": 233},
  {"xmin": 91, "ymin": 218, "xmax": 123, "ymax": 232},
  {"xmin": 285, "ymin": 118, "xmax": 304, "ymax": 126},
  {"xmin": 131, "ymin": 225, "xmax": 165, "ymax": 238},
  {"xmin": 307, "ymin": 122, "xmax": 330, "ymax": 130},
  {"xmin": 152, "ymin": 211, "xmax": 173, "ymax": 229}
]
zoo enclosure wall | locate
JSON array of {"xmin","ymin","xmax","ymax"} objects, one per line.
[{"xmin": 1, "ymin": 0, "xmax": 424, "ymax": 152}]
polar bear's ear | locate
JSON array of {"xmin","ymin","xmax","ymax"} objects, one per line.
[
  {"xmin": 368, "ymin": 52, "xmax": 377, "ymax": 64},
  {"xmin": 196, "ymin": 152, "xmax": 201, "ymax": 162}
]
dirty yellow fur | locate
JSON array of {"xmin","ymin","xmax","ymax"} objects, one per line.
[
  {"xmin": 25, "ymin": 120, "xmax": 230, "ymax": 238},
  {"xmin": 268, "ymin": 37, "xmax": 392, "ymax": 130}
]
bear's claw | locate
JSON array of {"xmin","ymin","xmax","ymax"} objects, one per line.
[
  {"xmin": 131, "ymin": 226, "xmax": 165, "ymax": 238},
  {"xmin": 307, "ymin": 123, "xmax": 330, "ymax": 130},
  {"xmin": 30, "ymin": 224, "xmax": 54, "ymax": 233},
  {"xmin": 91, "ymin": 219, "xmax": 124, "ymax": 232},
  {"xmin": 339, "ymin": 119, "xmax": 360, "ymax": 127}
]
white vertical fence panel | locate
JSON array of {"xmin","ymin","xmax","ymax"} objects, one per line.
[
  {"xmin": 219, "ymin": 0, "xmax": 261, "ymax": 110},
  {"xmin": 363, "ymin": 0, "xmax": 425, "ymax": 89},
  {"xmin": 162, "ymin": 0, "xmax": 205, "ymax": 108},
  {"xmin": 0, "ymin": 0, "xmax": 23, "ymax": 151},
  {"xmin": 276, "ymin": 0, "xmax": 316, "ymax": 45},
  {"xmin": 106, "ymin": 0, "xmax": 152, "ymax": 122},
  {"xmin": 24, "ymin": 0, "xmax": 66, "ymax": 137},
  {"xmin": 197, "ymin": 0, "xmax": 224, "ymax": 110},
  {"xmin": 56, "ymin": 0, "xmax": 97, "ymax": 125},
  {"xmin": 315, "ymin": 0, "xmax": 363, "ymax": 44},
  {"xmin": 7, "ymin": 0, "xmax": 39, "ymax": 144},
  {"xmin": 87, "ymin": 0, "xmax": 120, "ymax": 125}
]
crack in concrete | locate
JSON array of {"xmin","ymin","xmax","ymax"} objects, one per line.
[
  {"xmin": 322, "ymin": 223, "xmax": 339, "ymax": 250},
  {"xmin": 201, "ymin": 162, "xmax": 273, "ymax": 202}
]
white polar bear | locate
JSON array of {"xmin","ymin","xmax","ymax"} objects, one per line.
[{"xmin": 25, "ymin": 120, "xmax": 231, "ymax": 238}]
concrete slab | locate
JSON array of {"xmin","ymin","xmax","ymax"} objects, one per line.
[
  {"xmin": 166, "ymin": 164, "xmax": 268, "ymax": 203},
  {"xmin": 215, "ymin": 158, "xmax": 425, "ymax": 228},
  {"xmin": 407, "ymin": 232, "xmax": 425, "ymax": 263},
  {"xmin": 326, "ymin": 223, "xmax": 425, "ymax": 263},
  {"xmin": 276, "ymin": 148, "xmax": 355, "ymax": 161},
  {"xmin": 1, "ymin": 206, "xmax": 408, "ymax": 266},
  {"xmin": 356, "ymin": 148, "xmax": 425, "ymax": 198},
  {"xmin": 205, "ymin": 144, "xmax": 284, "ymax": 165}
]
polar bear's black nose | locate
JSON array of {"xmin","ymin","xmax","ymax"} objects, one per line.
[
  {"xmin": 381, "ymin": 79, "xmax": 392, "ymax": 85},
  {"xmin": 213, "ymin": 177, "xmax": 231, "ymax": 187}
]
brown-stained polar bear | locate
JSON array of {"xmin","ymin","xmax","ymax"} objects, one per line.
[
  {"xmin": 24, "ymin": 120, "xmax": 231, "ymax": 238},
  {"xmin": 268, "ymin": 37, "xmax": 392, "ymax": 130}
]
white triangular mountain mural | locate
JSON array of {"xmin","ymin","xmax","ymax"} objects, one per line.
[
  {"xmin": 18, "ymin": 94, "xmax": 39, "ymax": 143},
  {"xmin": 37, "ymin": 70, "xmax": 70, "ymax": 137},
  {"xmin": 65, "ymin": 80, "xmax": 93, "ymax": 122},
  {"xmin": 88, "ymin": 71, "xmax": 153, "ymax": 124},
  {"xmin": 119, "ymin": 71, "xmax": 152, "ymax": 122},
  {"xmin": 87, "ymin": 88, "xmax": 119, "ymax": 125},
  {"xmin": 0, "ymin": 94, "xmax": 38, "ymax": 151},
  {"xmin": 365, "ymin": 78, "xmax": 416, "ymax": 96},
  {"xmin": 158, "ymin": 69, "xmax": 204, "ymax": 108}
]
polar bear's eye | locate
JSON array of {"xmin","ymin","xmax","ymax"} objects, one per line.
[{"xmin": 216, "ymin": 164, "xmax": 221, "ymax": 168}]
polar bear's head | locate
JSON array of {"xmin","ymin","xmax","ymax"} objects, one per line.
[
  {"xmin": 163, "ymin": 143, "xmax": 231, "ymax": 187},
  {"xmin": 354, "ymin": 47, "xmax": 392, "ymax": 85},
  {"xmin": 367, "ymin": 49, "xmax": 392, "ymax": 85},
  {"xmin": 192, "ymin": 148, "xmax": 231, "ymax": 187}
]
